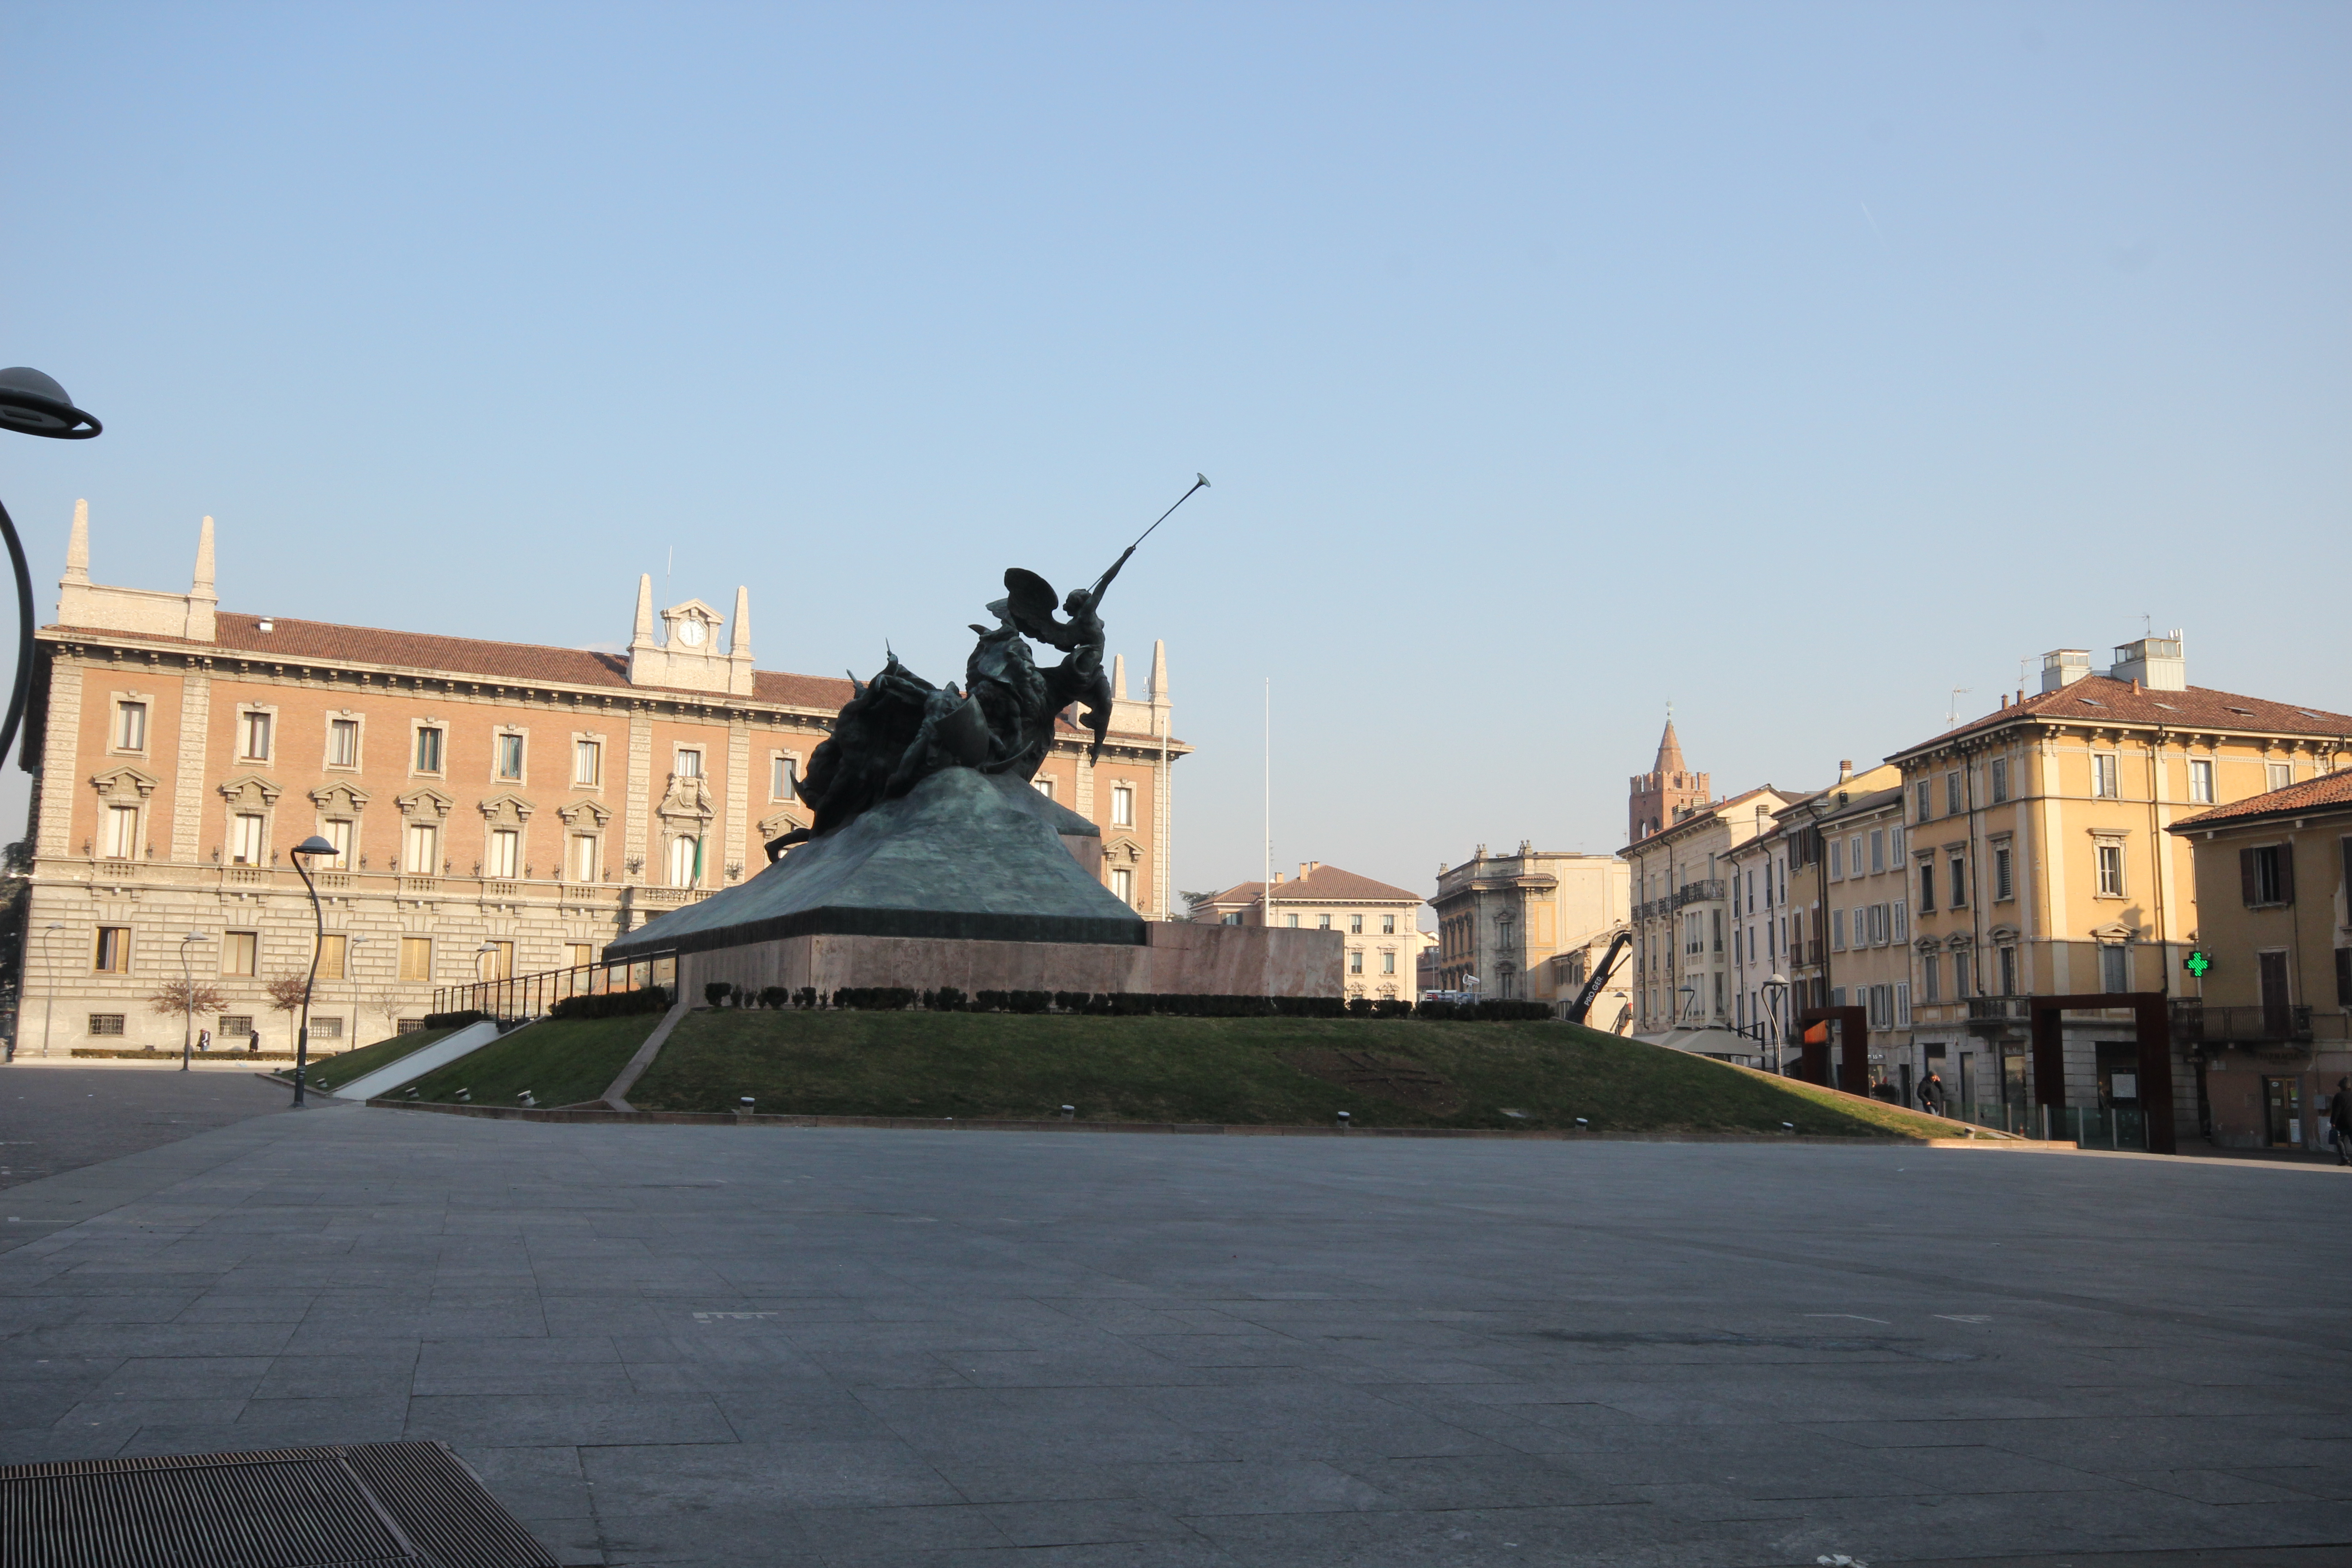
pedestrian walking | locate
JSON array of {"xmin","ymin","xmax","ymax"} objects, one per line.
[
  {"xmin": 1919, "ymin": 1071, "xmax": 1946, "ymax": 1117},
  {"xmin": 2329, "ymin": 1077, "xmax": 2351, "ymax": 1166}
]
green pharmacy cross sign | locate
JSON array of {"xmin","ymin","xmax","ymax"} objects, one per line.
[{"xmin": 2183, "ymin": 950, "xmax": 2213, "ymax": 979}]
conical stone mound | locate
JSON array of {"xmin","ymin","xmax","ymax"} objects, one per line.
[{"xmin": 607, "ymin": 768, "xmax": 1144, "ymax": 960}]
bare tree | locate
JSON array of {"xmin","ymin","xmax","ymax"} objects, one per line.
[
  {"xmin": 147, "ymin": 979, "xmax": 228, "ymax": 1018},
  {"xmin": 265, "ymin": 975, "xmax": 311, "ymax": 1053}
]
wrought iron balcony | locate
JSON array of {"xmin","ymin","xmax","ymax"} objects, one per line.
[{"xmin": 1671, "ymin": 878, "xmax": 1726, "ymax": 909}]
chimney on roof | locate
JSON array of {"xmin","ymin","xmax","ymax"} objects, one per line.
[
  {"xmin": 1838, "ymin": 760, "xmax": 1852, "ymax": 781},
  {"xmin": 1272, "ymin": 871, "xmax": 1284, "ymax": 884},
  {"xmin": 2040, "ymin": 648, "xmax": 2092, "ymax": 692}
]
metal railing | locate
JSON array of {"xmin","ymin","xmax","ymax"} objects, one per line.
[
  {"xmin": 2170, "ymin": 1002, "xmax": 2332, "ymax": 1046},
  {"xmin": 1671, "ymin": 878, "xmax": 1725, "ymax": 909},
  {"xmin": 433, "ymin": 951, "xmax": 677, "ymax": 1023}
]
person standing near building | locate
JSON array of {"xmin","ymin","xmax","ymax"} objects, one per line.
[
  {"xmin": 2329, "ymin": 1077, "xmax": 2351, "ymax": 1166},
  {"xmin": 1919, "ymin": 1071, "xmax": 1946, "ymax": 1117}
]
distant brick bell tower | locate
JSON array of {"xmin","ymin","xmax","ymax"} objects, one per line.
[{"xmin": 1627, "ymin": 715, "xmax": 1708, "ymax": 843}]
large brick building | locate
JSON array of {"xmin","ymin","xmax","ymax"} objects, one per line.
[{"xmin": 11, "ymin": 503, "xmax": 1185, "ymax": 1053}]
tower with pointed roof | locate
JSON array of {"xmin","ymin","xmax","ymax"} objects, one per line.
[{"xmin": 1627, "ymin": 715, "xmax": 1709, "ymax": 843}]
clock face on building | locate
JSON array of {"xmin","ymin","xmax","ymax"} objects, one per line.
[{"xmin": 675, "ymin": 618, "xmax": 706, "ymax": 647}]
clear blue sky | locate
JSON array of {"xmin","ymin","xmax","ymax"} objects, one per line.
[{"xmin": 4, "ymin": 4, "xmax": 2346, "ymax": 906}]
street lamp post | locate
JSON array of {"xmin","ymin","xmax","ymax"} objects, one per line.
[
  {"xmin": 38, "ymin": 921, "xmax": 62, "ymax": 1058},
  {"xmin": 287, "ymin": 837, "xmax": 338, "ymax": 1107},
  {"xmin": 178, "ymin": 932, "xmax": 212, "ymax": 1071},
  {"xmin": 1761, "ymin": 973, "xmax": 1790, "ymax": 1076}
]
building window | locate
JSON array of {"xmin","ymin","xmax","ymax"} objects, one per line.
[
  {"xmin": 571, "ymin": 833, "xmax": 598, "ymax": 883},
  {"xmin": 2099, "ymin": 944, "xmax": 2129, "ymax": 993},
  {"xmin": 118, "ymin": 701, "xmax": 147, "ymax": 752},
  {"xmin": 1895, "ymin": 981, "xmax": 1911, "ymax": 1027},
  {"xmin": 1870, "ymin": 830, "xmax": 1885, "ymax": 875},
  {"xmin": 1034, "ymin": 777, "xmax": 1054, "ymax": 800},
  {"xmin": 477, "ymin": 941, "xmax": 514, "ymax": 981},
  {"xmin": 93, "ymin": 926, "xmax": 131, "ymax": 973},
  {"xmin": 1285, "ymin": 914, "xmax": 1299, "ymax": 929},
  {"xmin": 1990, "ymin": 756, "xmax": 2009, "ymax": 804},
  {"xmin": 221, "ymin": 931, "xmax": 258, "ymax": 976},
  {"xmin": 2265, "ymin": 761, "xmax": 2292, "ymax": 792},
  {"xmin": 231, "ymin": 812, "xmax": 266, "ymax": 866},
  {"xmin": 1918, "ymin": 860, "xmax": 1936, "ymax": 912},
  {"xmin": 1223, "ymin": 912, "xmax": 1242, "ymax": 926},
  {"xmin": 220, "ymin": 1015, "xmax": 255, "ymax": 1039},
  {"xmin": 2188, "ymin": 759, "xmax": 2214, "ymax": 804},
  {"xmin": 1112, "ymin": 867, "xmax": 1134, "ymax": 906},
  {"xmin": 239, "ymin": 710, "xmax": 273, "ymax": 761},
  {"xmin": 1916, "ymin": 780, "xmax": 1932, "ymax": 821},
  {"xmin": 1850, "ymin": 836, "xmax": 1864, "ymax": 877},
  {"xmin": 328, "ymin": 718, "xmax": 359, "ymax": 768},
  {"xmin": 1922, "ymin": 954, "xmax": 1941, "ymax": 1003},
  {"xmin": 88, "ymin": 1014, "xmax": 125, "ymax": 1036},
  {"xmin": 311, "ymin": 1017, "xmax": 343, "ymax": 1040},
  {"xmin": 1991, "ymin": 843, "xmax": 2012, "ymax": 901},
  {"xmin": 323, "ymin": 818, "xmax": 353, "ymax": 870},
  {"xmin": 1868, "ymin": 984, "xmax": 1889, "ymax": 1028},
  {"xmin": 772, "ymin": 755, "xmax": 796, "ymax": 801},
  {"xmin": 1829, "ymin": 839, "xmax": 1843, "ymax": 880},
  {"xmin": 668, "ymin": 834, "xmax": 701, "ymax": 887},
  {"xmin": 2092, "ymin": 754, "xmax": 2119, "ymax": 799},
  {"xmin": 567, "ymin": 943, "xmax": 597, "ymax": 970},
  {"xmin": 1893, "ymin": 899, "xmax": 1909, "ymax": 941},
  {"xmin": 1382, "ymin": 951, "xmax": 1396, "ymax": 975},
  {"xmin": 1953, "ymin": 951, "xmax": 1971, "ymax": 997},
  {"xmin": 414, "ymin": 725, "xmax": 445, "ymax": 774},
  {"xmin": 1997, "ymin": 945, "xmax": 2017, "ymax": 996},
  {"xmin": 495, "ymin": 734, "xmax": 524, "ymax": 781},
  {"xmin": 1830, "ymin": 909, "xmax": 1846, "ymax": 952},
  {"xmin": 1318, "ymin": 913, "xmax": 1333, "ymax": 930},
  {"xmin": 1947, "ymin": 853, "xmax": 1967, "ymax": 907},
  {"xmin": 1348, "ymin": 950, "xmax": 1364, "ymax": 975},
  {"xmin": 398, "ymin": 937, "xmax": 432, "ymax": 981},
  {"xmin": 1348, "ymin": 914, "xmax": 1363, "ymax": 934},
  {"xmin": 487, "ymin": 828, "xmax": 520, "ymax": 879},
  {"xmin": 675, "ymin": 749, "xmax": 702, "ymax": 779},
  {"xmin": 1110, "ymin": 785, "xmax": 1134, "ymax": 827},
  {"xmin": 404, "ymin": 821, "xmax": 439, "ymax": 874},
  {"xmin": 2096, "ymin": 843, "xmax": 2125, "ymax": 898},
  {"xmin": 2242, "ymin": 844, "xmax": 2292, "ymax": 906},
  {"xmin": 575, "ymin": 740, "xmax": 602, "ymax": 787},
  {"xmin": 104, "ymin": 803, "xmax": 139, "ymax": 859},
  {"xmin": 1382, "ymin": 915, "xmax": 1396, "ymax": 935},
  {"xmin": 1945, "ymin": 772, "xmax": 1962, "ymax": 815},
  {"xmin": 1890, "ymin": 825, "xmax": 1905, "ymax": 859},
  {"xmin": 315, "ymin": 933, "xmax": 347, "ymax": 980}
]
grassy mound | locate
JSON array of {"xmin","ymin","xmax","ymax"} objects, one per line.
[
  {"xmin": 627, "ymin": 1009, "xmax": 1958, "ymax": 1138},
  {"xmin": 397, "ymin": 1014, "xmax": 665, "ymax": 1107},
  {"xmin": 301, "ymin": 1027, "xmax": 459, "ymax": 1093}
]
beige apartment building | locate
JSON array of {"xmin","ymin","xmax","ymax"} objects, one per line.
[
  {"xmin": 12, "ymin": 504, "xmax": 1186, "ymax": 1054},
  {"xmin": 1890, "ymin": 638, "xmax": 2352, "ymax": 1128},
  {"xmin": 2166, "ymin": 772, "xmax": 2352, "ymax": 1151},
  {"xmin": 1189, "ymin": 862, "xmax": 1430, "ymax": 1001},
  {"xmin": 1622, "ymin": 769, "xmax": 1798, "ymax": 1053},
  {"xmin": 1807, "ymin": 767, "xmax": 1914, "ymax": 1093},
  {"xmin": 1431, "ymin": 842, "xmax": 1627, "ymax": 1018}
]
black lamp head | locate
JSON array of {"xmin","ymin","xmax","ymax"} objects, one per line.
[
  {"xmin": 289, "ymin": 835, "xmax": 338, "ymax": 859},
  {"xmin": 0, "ymin": 368, "xmax": 101, "ymax": 439}
]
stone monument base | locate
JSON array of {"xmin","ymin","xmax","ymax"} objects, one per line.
[{"xmin": 680, "ymin": 921, "xmax": 1340, "ymax": 1003}]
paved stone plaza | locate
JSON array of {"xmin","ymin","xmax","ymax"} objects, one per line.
[{"xmin": 0, "ymin": 1099, "xmax": 2346, "ymax": 1567}]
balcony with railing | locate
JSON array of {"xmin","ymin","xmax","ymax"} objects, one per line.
[
  {"xmin": 2171, "ymin": 1001, "xmax": 2343, "ymax": 1047},
  {"xmin": 1671, "ymin": 878, "xmax": 1726, "ymax": 909}
]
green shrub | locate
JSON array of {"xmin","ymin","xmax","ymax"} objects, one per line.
[
  {"xmin": 548, "ymin": 985, "xmax": 671, "ymax": 1021},
  {"xmin": 422, "ymin": 1008, "xmax": 488, "ymax": 1030}
]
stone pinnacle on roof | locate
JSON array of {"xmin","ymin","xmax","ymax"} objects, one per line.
[{"xmin": 1654, "ymin": 715, "xmax": 1686, "ymax": 775}]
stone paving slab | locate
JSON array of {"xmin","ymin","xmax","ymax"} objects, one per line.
[{"xmin": 0, "ymin": 1101, "xmax": 2346, "ymax": 1565}]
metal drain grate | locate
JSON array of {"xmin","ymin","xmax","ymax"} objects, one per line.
[{"xmin": 0, "ymin": 1440, "xmax": 558, "ymax": 1568}]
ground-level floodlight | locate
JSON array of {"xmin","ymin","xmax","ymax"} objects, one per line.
[{"xmin": 287, "ymin": 836, "xmax": 340, "ymax": 1108}]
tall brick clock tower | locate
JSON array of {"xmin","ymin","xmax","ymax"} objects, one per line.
[{"xmin": 1627, "ymin": 716, "xmax": 1708, "ymax": 843}]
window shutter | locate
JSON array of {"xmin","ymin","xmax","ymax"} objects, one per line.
[
  {"xmin": 2239, "ymin": 847, "xmax": 2258, "ymax": 906},
  {"xmin": 2337, "ymin": 948, "xmax": 2352, "ymax": 1007},
  {"xmin": 2276, "ymin": 841, "xmax": 2294, "ymax": 905}
]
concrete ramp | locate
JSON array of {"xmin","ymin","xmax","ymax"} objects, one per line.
[{"xmin": 333, "ymin": 1019, "xmax": 501, "ymax": 1100}]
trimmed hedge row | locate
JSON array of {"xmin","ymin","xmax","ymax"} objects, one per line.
[
  {"xmin": 806, "ymin": 989, "xmax": 1553, "ymax": 1022},
  {"xmin": 421, "ymin": 1009, "xmax": 488, "ymax": 1030},
  {"xmin": 548, "ymin": 985, "xmax": 672, "ymax": 1021}
]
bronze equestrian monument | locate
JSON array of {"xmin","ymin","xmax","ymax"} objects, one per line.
[{"xmin": 603, "ymin": 480, "xmax": 1339, "ymax": 1002}]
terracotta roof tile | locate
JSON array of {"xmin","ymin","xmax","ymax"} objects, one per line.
[
  {"xmin": 1269, "ymin": 865, "xmax": 1426, "ymax": 905},
  {"xmin": 1895, "ymin": 676, "xmax": 2352, "ymax": 756},
  {"xmin": 49, "ymin": 612, "xmax": 1176, "ymax": 740},
  {"xmin": 2168, "ymin": 769, "xmax": 2352, "ymax": 832}
]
